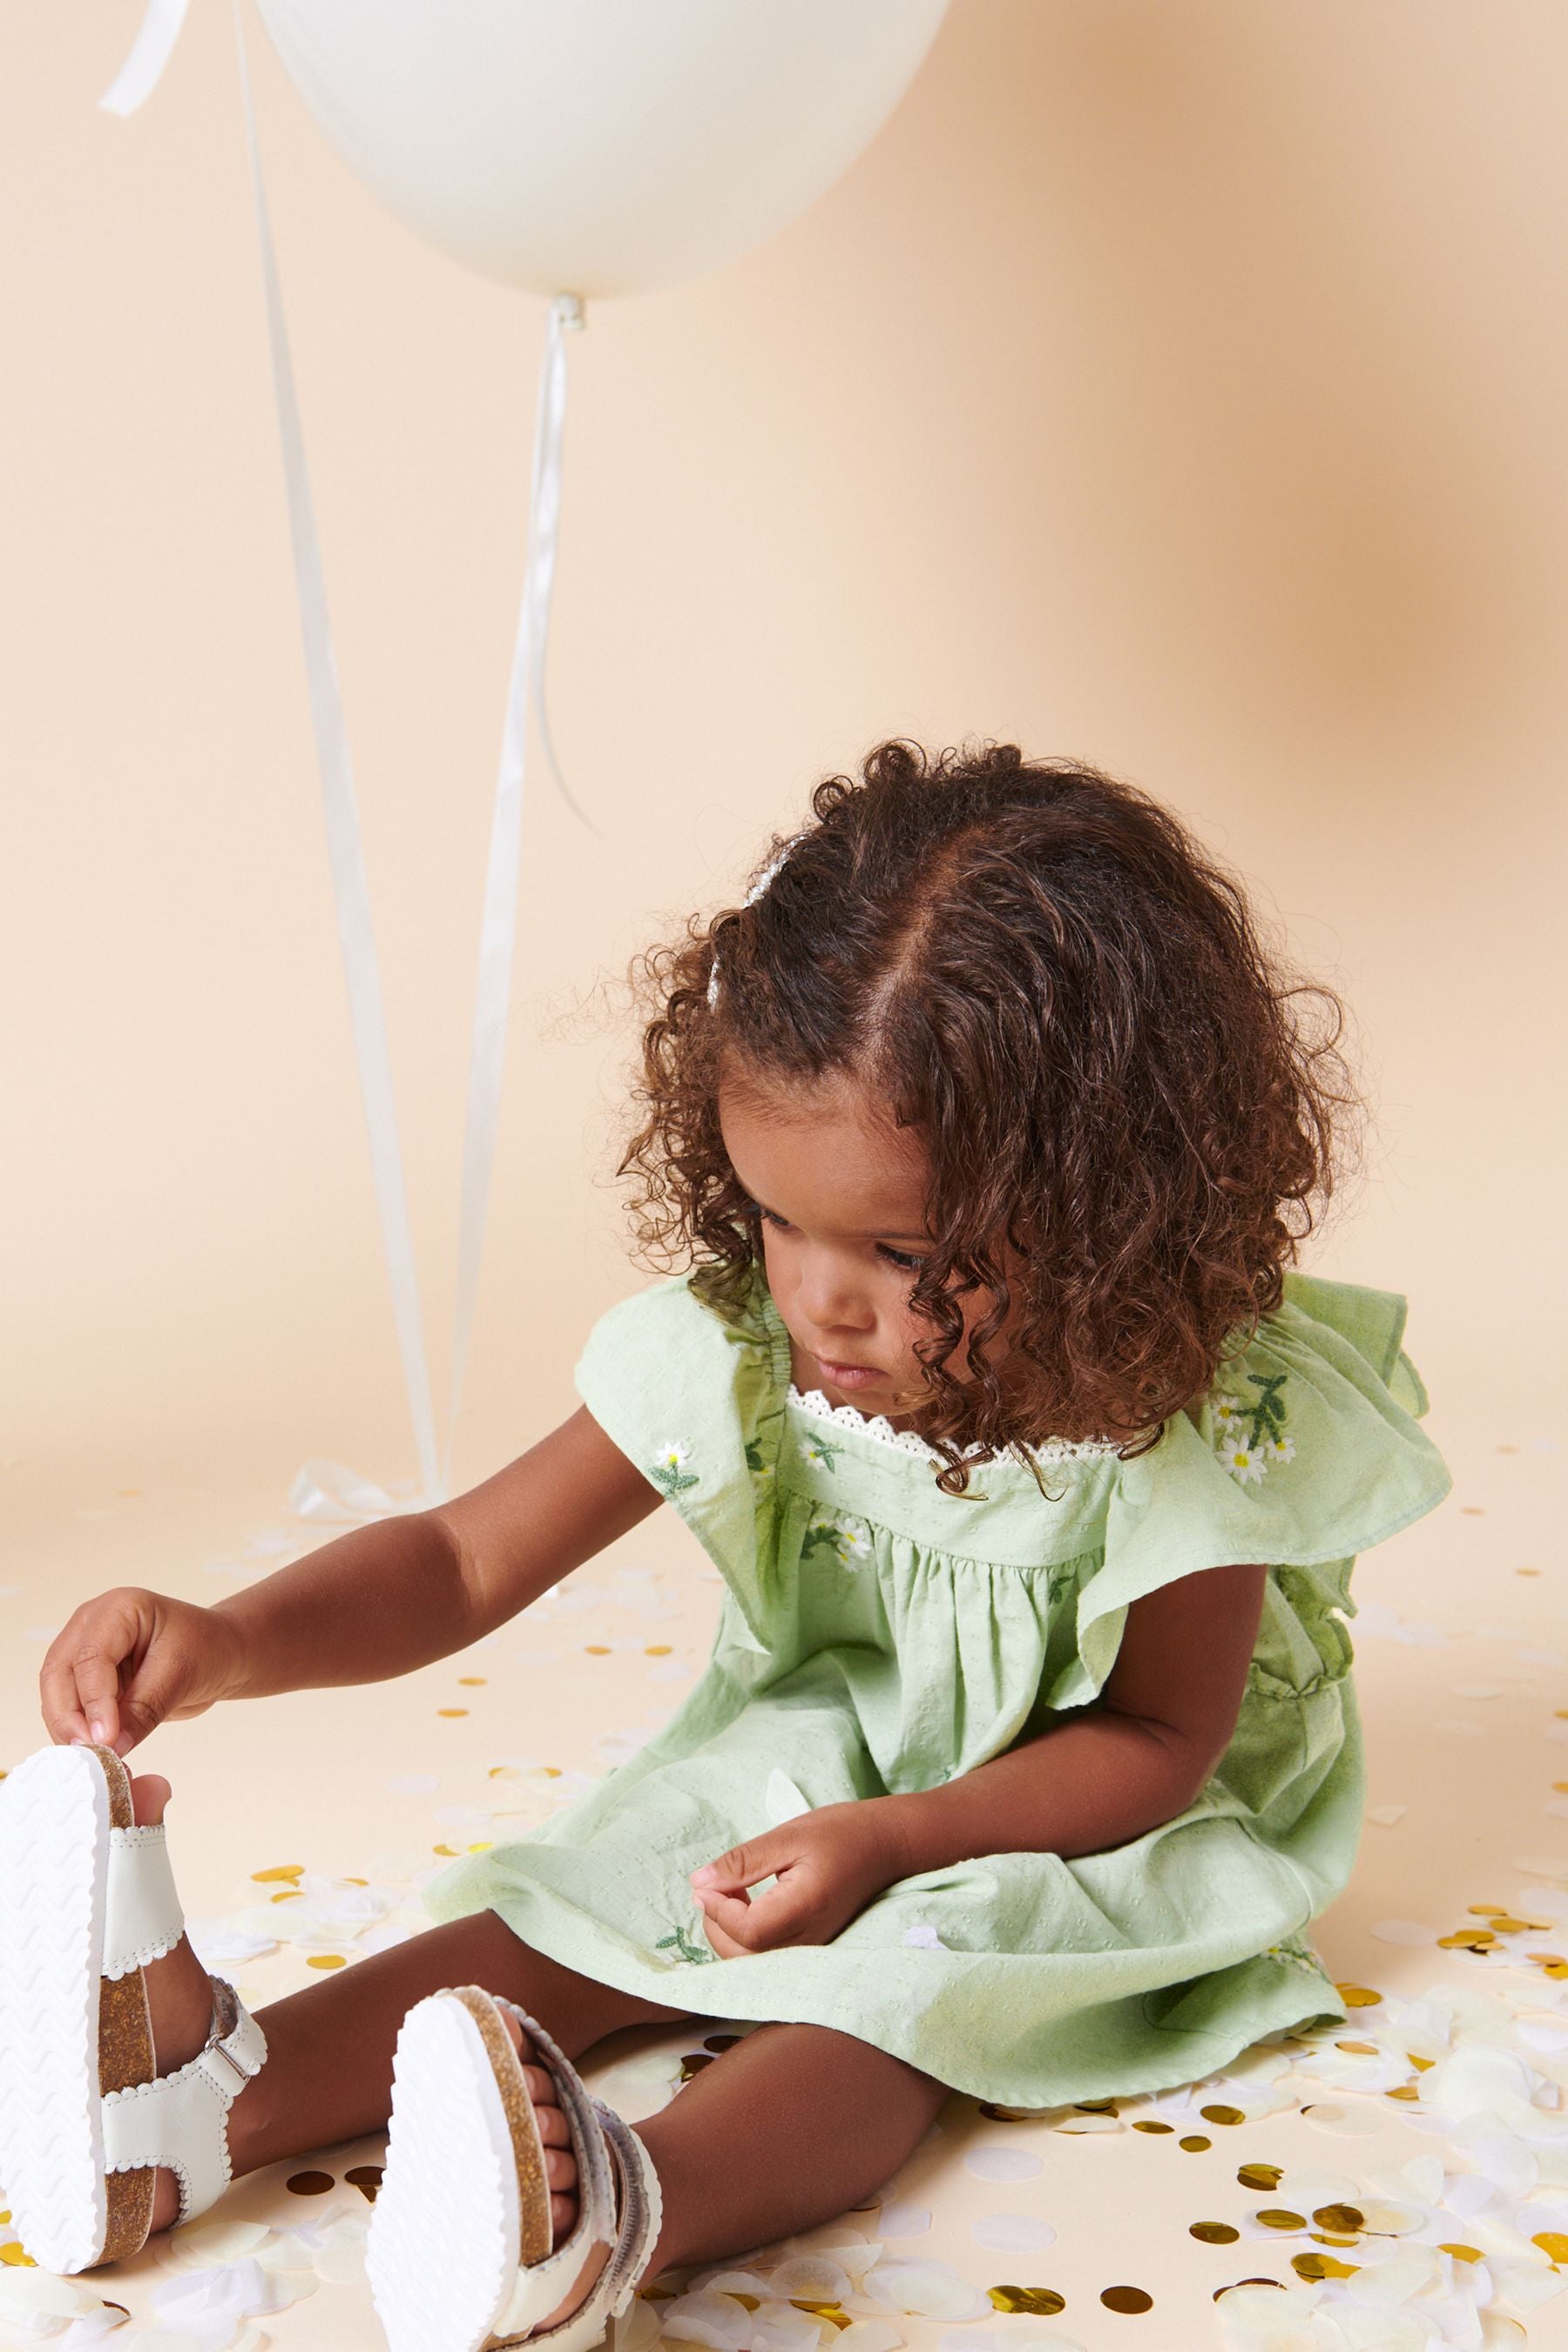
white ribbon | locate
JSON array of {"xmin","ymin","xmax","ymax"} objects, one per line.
[
  {"xmin": 233, "ymin": 5, "xmax": 442, "ymax": 1507},
  {"xmin": 447, "ymin": 289, "xmax": 588, "ymax": 1490},
  {"xmin": 99, "ymin": 0, "xmax": 190, "ymax": 116},
  {"xmin": 105, "ymin": 4, "xmax": 591, "ymax": 1520}
]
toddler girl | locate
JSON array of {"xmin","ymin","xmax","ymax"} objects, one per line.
[{"xmin": 0, "ymin": 740, "xmax": 1450, "ymax": 2352}]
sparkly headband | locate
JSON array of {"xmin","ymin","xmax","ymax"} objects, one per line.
[{"xmin": 706, "ymin": 836, "xmax": 800, "ymax": 1009}]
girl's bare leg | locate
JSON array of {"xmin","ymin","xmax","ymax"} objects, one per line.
[
  {"xmin": 129, "ymin": 1778, "xmax": 686, "ymax": 2240},
  {"xmin": 639, "ymin": 2021, "xmax": 948, "ymax": 2271},
  {"xmin": 132, "ymin": 1776, "xmax": 947, "ymax": 2287}
]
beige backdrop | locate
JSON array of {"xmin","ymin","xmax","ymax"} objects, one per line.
[{"xmin": 4, "ymin": 1, "xmax": 1565, "ymax": 1507}]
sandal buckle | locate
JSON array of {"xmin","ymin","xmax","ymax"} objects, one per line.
[{"xmin": 205, "ymin": 2037, "xmax": 255, "ymax": 2098}]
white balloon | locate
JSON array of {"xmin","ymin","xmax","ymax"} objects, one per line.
[{"xmin": 253, "ymin": 0, "xmax": 950, "ymax": 299}]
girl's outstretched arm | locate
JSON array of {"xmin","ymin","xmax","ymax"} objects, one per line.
[
  {"xmin": 692, "ymin": 1561, "xmax": 1268, "ymax": 1955},
  {"xmin": 39, "ymin": 1405, "xmax": 659, "ymax": 1755}
]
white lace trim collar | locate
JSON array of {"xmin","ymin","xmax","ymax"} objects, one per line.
[{"xmin": 786, "ymin": 1383, "xmax": 1122, "ymax": 1468}]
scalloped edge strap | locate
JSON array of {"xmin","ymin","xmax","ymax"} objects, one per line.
[
  {"xmin": 104, "ymin": 1821, "xmax": 183, "ymax": 1981},
  {"xmin": 102, "ymin": 1977, "xmax": 267, "ymax": 2224}
]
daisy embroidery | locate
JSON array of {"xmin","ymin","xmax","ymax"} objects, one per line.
[
  {"xmin": 1217, "ymin": 1436, "xmax": 1267, "ymax": 1486},
  {"xmin": 648, "ymin": 1443, "xmax": 699, "ymax": 1499},
  {"xmin": 802, "ymin": 1516, "xmax": 872, "ymax": 1567},
  {"xmin": 1214, "ymin": 1369, "xmax": 1292, "ymax": 1484}
]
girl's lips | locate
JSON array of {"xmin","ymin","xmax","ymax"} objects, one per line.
[{"xmin": 819, "ymin": 1359, "xmax": 884, "ymax": 1391}]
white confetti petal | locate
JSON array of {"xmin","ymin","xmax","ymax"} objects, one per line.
[
  {"xmin": 963, "ymin": 2146, "xmax": 1044, "ymax": 2182},
  {"xmin": 970, "ymin": 2214, "xmax": 1057, "ymax": 2253},
  {"xmin": 875, "ymin": 2203, "xmax": 932, "ymax": 2239},
  {"xmin": 1371, "ymin": 1920, "xmax": 1438, "ymax": 1946},
  {"xmin": 864, "ymin": 2258, "xmax": 988, "ymax": 2321}
]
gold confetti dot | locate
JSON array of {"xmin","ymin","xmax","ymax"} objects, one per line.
[
  {"xmin": 306, "ymin": 1955, "xmax": 346, "ymax": 1970},
  {"xmin": 1179, "ymin": 2135, "xmax": 1211, "ymax": 2153},
  {"xmin": 1518, "ymin": 1565, "xmax": 1541, "ymax": 1574},
  {"xmin": 1100, "ymin": 2286, "xmax": 1153, "ymax": 2314},
  {"xmin": 1073, "ymin": 2098, "xmax": 1119, "ymax": 2115},
  {"xmin": 1533, "ymin": 2232, "xmax": 1568, "ymax": 2263},
  {"xmin": 347, "ymin": 2165, "xmax": 382, "ymax": 2201},
  {"xmin": 458, "ymin": 1676, "xmax": 486, "ymax": 1686},
  {"xmin": 1238, "ymin": 2164, "xmax": 1282, "ymax": 2192},
  {"xmin": 1335, "ymin": 1984, "xmax": 1382, "ymax": 2007},
  {"xmin": 1312, "ymin": 2205, "xmax": 1364, "ymax": 2233},
  {"xmin": 793, "ymin": 2301, "xmax": 850, "ymax": 2329},
  {"xmin": 1189, "ymin": 2222, "xmax": 1240, "ymax": 2244},
  {"xmin": 1293, "ymin": 2253, "xmax": 1358, "ymax": 2281},
  {"xmin": 978, "ymin": 2102, "xmax": 1051, "ymax": 2121},
  {"xmin": 252, "ymin": 1865, "xmax": 304, "ymax": 1883},
  {"xmin": 1459, "ymin": 1506, "xmax": 1484, "ymax": 1516},
  {"xmin": 1311, "ymin": 2233, "xmax": 1361, "ymax": 2247},
  {"xmin": 585, "ymin": 1645, "xmax": 612, "ymax": 1656},
  {"xmin": 645, "ymin": 1645, "xmax": 673, "ymax": 1657},
  {"xmin": 341, "ymin": 1876, "xmax": 368, "ymax": 1888},
  {"xmin": 1335, "ymin": 2041, "xmax": 1379, "ymax": 2056},
  {"xmin": 1213, "ymin": 2280, "xmax": 1284, "ymax": 2301},
  {"xmin": 679, "ymin": 2052, "xmax": 716, "ymax": 2081},
  {"xmin": 1200, "ymin": 2105, "xmax": 1244, "ymax": 2126},
  {"xmin": 1132, "ymin": 2120, "xmax": 1173, "ymax": 2133},
  {"xmin": 1439, "ymin": 2244, "xmax": 1483, "ymax": 2263},
  {"xmin": 1408, "ymin": 2054, "xmax": 1434, "ymax": 2071},
  {"xmin": 1385, "ymin": 2085, "xmax": 1421, "ymax": 2101},
  {"xmin": 466, "ymin": 1841, "xmax": 495, "ymax": 1854},
  {"xmin": 704, "ymin": 2033, "xmax": 741, "ymax": 2053},
  {"xmin": 271, "ymin": 1890, "xmax": 304, "ymax": 1903},
  {"xmin": 0, "ymin": 2244, "xmax": 36, "ymax": 2267},
  {"xmin": 432, "ymin": 1843, "xmax": 460, "ymax": 1857},
  {"xmin": 1438, "ymin": 1930, "xmax": 1494, "ymax": 1949},
  {"xmin": 437, "ymin": 1707, "xmax": 469, "ymax": 1718},
  {"xmin": 286, "ymin": 2170, "xmax": 335, "ymax": 2194},
  {"xmin": 988, "ymin": 2287, "xmax": 1065, "ymax": 2316},
  {"xmin": 1254, "ymin": 2209, "xmax": 1307, "ymax": 2232}
]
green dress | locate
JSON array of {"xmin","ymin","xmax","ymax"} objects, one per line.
[{"xmin": 426, "ymin": 1267, "xmax": 1450, "ymax": 2106}]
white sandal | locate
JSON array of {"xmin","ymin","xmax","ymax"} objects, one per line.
[
  {"xmin": 368, "ymin": 1985, "xmax": 663, "ymax": 2352},
  {"xmin": 0, "ymin": 1743, "xmax": 267, "ymax": 2274}
]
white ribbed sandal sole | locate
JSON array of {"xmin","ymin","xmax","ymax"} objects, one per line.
[
  {"xmin": 0, "ymin": 1745, "xmax": 155, "ymax": 2273},
  {"xmin": 368, "ymin": 1987, "xmax": 662, "ymax": 2352},
  {"xmin": 368, "ymin": 1990, "xmax": 525, "ymax": 2352}
]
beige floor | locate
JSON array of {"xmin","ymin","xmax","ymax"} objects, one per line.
[{"xmin": 3, "ymin": 1401, "xmax": 1565, "ymax": 2352}]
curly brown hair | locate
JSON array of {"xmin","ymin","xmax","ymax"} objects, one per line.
[{"xmin": 619, "ymin": 740, "xmax": 1358, "ymax": 1494}]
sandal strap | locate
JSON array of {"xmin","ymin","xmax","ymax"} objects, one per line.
[
  {"xmin": 102, "ymin": 1977, "xmax": 267, "ymax": 2224},
  {"xmin": 490, "ymin": 2006, "xmax": 662, "ymax": 2349},
  {"xmin": 104, "ymin": 1821, "xmax": 183, "ymax": 1981}
]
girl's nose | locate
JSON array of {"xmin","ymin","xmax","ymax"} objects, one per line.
[{"xmin": 796, "ymin": 1251, "xmax": 874, "ymax": 1335}]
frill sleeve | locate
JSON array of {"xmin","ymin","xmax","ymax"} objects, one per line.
[
  {"xmin": 1048, "ymin": 1273, "xmax": 1452, "ymax": 1706},
  {"xmin": 572, "ymin": 1267, "xmax": 790, "ymax": 1646}
]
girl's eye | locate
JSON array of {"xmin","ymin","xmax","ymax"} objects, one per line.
[
  {"xmin": 753, "ymin": 1205, "xmax": 793, "ymax": 1234},
  {"xmin": 877, "ymin": 1245, "xmax": 925, "ymax": 1274}
]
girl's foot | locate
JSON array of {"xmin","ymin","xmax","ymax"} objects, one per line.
[
  {"xmin": 367, "ymin": 1988, "xmax": 659, "ymax": 2352},
  {"xmin": 125, "ymin": 1776, "xmax": 248, "ymax": 2237}
]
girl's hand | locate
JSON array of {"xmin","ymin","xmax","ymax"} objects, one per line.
[
  {"xmin": 690, "ymin": 1800, "xmax": 910, "ymax": 1957},
  {"xmin": 40, "ymin": 1587, "xmax": 247, "ymax": 1756}
]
